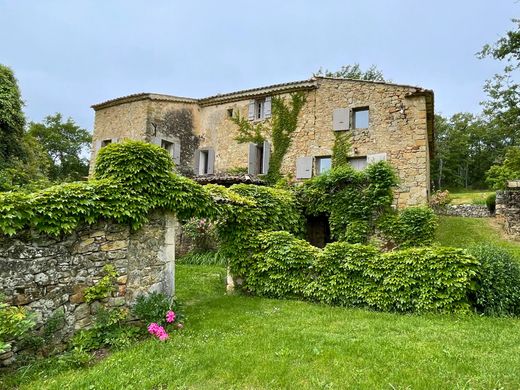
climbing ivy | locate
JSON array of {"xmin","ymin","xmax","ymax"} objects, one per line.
[
  {"xmin": 331, "ymin": 132, "xmax": 352, "ymax": 168},
  {"xmin": 0, "ymin": 141, "xmax": 218, "ymax": 236},
  {"xmin": 230, "ymin": 92, "xmax": 306, "ymax": 183}
]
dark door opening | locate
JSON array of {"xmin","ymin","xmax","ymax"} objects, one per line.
[{"xmin": 305, "ymin": 214, "xmax": 331, "ymax": 248}]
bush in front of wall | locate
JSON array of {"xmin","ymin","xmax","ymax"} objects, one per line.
[
  {"xmin": 0, "ymin": 296, "xmax": 36, "ymax": 354},
  {"xmin": 217, "ymin": 184, "xmax": 305, "ymax": 278},
  {"xmin": 467, "ymin": 244, "xmax": 520, "ymax": 316},
  {"xmin": 306, "ymin": 242, "xmax": 379, "ymax": 307},
  {"xmin": 84, "ymin": 264, "xmax": 118, "ymax": 303},
  {"xmin": 377, "ymin": 207, "xmax": 438, "ymax": 249},
  {"xmin": 247, "ymin": 231, "xmax": 319, "ymax": 298},
  {"xmin": 486, "ymin": 193, "xmax": 496, "ymax": 214}
]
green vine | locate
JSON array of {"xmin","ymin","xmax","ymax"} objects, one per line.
[
  {"xmin": 84, "ymin": 264, "xmax": 118, "ymax": 303},
  {"xmin": 331, "ymin": 132, "xmax": 352, "ymax": 168},
  {"xmin": 230, "ymin": 92, "xmax": 306, "ymax": 183}
]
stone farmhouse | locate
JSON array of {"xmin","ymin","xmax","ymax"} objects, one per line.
[{"xmin": 89, "ymin": 76, "xmax": 434, "ymax": 207}]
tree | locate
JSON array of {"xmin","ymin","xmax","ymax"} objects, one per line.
[
  {"xmin": 0, "ymin": 64, "xmax": 26, "ymax": 167},
  {"xmin": 314, "ymin": 63, "xmax": 386, "ymax": 81},
  {"xmin": 486, "ymin": 146, "xmax": 520, "ymax": 189},
  {"xmin": 478, "ymin": 19, "xmax": 520, "ymax": 149},
  {"xmin": 28, "ymin": 113, "xmax": 92, "ymax": 182}
]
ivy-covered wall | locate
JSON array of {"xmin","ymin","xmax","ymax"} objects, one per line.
[{"xmin": 0, "ymin": 211, "xmax": 176, "ymax": 367}]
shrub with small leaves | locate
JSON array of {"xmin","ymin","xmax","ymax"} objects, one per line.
[
  {"xmin": 0, "ymin": 297, "xmax": 36, "ymax": 354},
  {"xmin": 486, "ymin": 193, "xmax": 496, "ymax": 214},
  {"xmin": 429, "ymin": 190, "xmax": 452, "ymax": 208},
  {"xmin": 133, "ymin": 292, "xmax": 182, "ymax": 326},
  {"xmin": 468, "ymin": 244, "xmax": 520, "ymax": 316}
]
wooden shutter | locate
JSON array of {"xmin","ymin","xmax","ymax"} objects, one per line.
[
  {"xmin": 349, "ymin": 157, "xmax": 368, "ymax": 171},
  {"xmin": 207, "ymin": 149, "xmax": 215, "ymax": 174},
  {"xmin": 248, "ymin": 100, "xmax": 255, "ymax": 120},
  {"xmin": 296, "ymin": 157, "xmax": 313, "ymax": 179},
  {"xmin": 264, "ymin": 97, "xmax": 272, "ymax": 118},
  {"xmin": 112, "ymin": 137, "xmax": 119, "ymax": 143},
  {"xmin": 173, "ymin": 143, "xmax": 181, "ymax": 165},
  {"xmin": 248, "ymin": 143, "xmax": 258, "ymax": 174},
  {"xmin": 193, "ymin": 149, "xmax": 200, "ymax": 175},
  {"xmin": 262, "ymin": 141, "xmax": 271, "ymax": 174},
  {"xmin": 93, "ymin": 140, "xmax": 102, "ymax": 152},
  {"xmin": 367, "ymin": 153, "xmax": 387, "ymax": 164},
  {"xmin": 332, "ymin": 108, "xmax": 349, "ymax": 131}
]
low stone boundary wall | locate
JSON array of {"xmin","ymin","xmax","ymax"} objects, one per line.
[
  {"xmin": 0, "ymin": 211, "xmax": 176, "ymax": 366},
  {"xmin": 496, "ymin": 188, "xmax": 520, "ymax": 239},
  {"xmin": 435, "ymin": 204, "xmax": 491, "ymax": 218}
]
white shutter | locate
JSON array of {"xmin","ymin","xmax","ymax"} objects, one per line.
[
  {"xmin": 264, "ymin": 97, "xmax": 272, "ymax": 118},
  {"xmin": 93, "ymin": 140, "xmax": 101, "ymax": 152},
  {"xmin": 248, "ymin": 100, "xmax": 255, "ymax": 120},
  {"xmin": 248, "ymin": 143, "xmax": 258, "ymax": 174},
  {"xmin": 367, "ymin": 153, "xmax": 387, "ymax": 164},
  {"xmin": 262, "ymin": 141, "xmax": 271, "ymax": 174},
  {"xmin": 112, "ymin": 137, "xmax": 119, "ymax": 143},
  {"xmin": 151, "ymin": 136, "xmax": 161, "ymax": 145},
  {"xmin": 349, "ymin": 157, "xmax": 368, "ymax": 171},
  {"xmin": 173, "ymin": 143, "xmax": 181, "ymax": 165},
  {"xmin": 332, "ymin": 108, "xmax": 350, "ymax": 131},
  {"xmin": 296, "ymin": 157, "xmax": 313, "ymax": 179},
  {"xmin": 207, "ymin": 149, "xmax": 215, "ymax": 174}
]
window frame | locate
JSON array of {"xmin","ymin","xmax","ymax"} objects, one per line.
[
  {"xmin": 315, "ymin": 156, "xmax": 332, "ymax": 176},
  {"xmin": 352, "ymin": 107, "xmax": 369, "ymax": 129}
]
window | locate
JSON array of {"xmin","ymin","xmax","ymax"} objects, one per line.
[
  {"xmin": 248, "ymin": 141, "xmax": 271, "ymax": 175},
  {"xmin": 161, "ymin": 140, "xmax": 174, "ymax": 155},
  {"xmin": 353, "ymin": 107, "xmax": 369, "ymax": 129},
  {"xmin": 315, "ymin": 156, "xmax": 332, "ymax": 175},
  {"xmin": 101, "ymin": 139, "xmax": 112, "ymax": 148},
  {"xmin": 348, "ymin": 156, "xmax": 368, "ymax": 171},
  {"xmin": 248, "ymin": 97, "xmax": 272, "ymax": 121},
  {"xmin": 227, "ymin": 108, "xmax": 234, "ymax": 117},
  {"xmin": 195, "ymin": 148, "xmax": 215, "ymax": 175}
]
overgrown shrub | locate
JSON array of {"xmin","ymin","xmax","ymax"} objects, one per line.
[
  {"xmin": 378, "ymin": 207, "xmax": 438, "ymax": 249},
  {"xmin": 468, "ymin": 245, "xmax": 520, "ymax": 316},
  {"xmin": 181, "ymin": 218, "xmax": 218, "ymax": 253},
  {"xmin": 298, "ymin": 162, "xmax": 398, "ymax": 243},
  {"xmin": 238, "ymin": 233, "xmax": 480, "ymax": 314},
  {"xmin": 217, "ymin": 184, "xmax": 305, "ymax": 277},
  {"xmin": 307, "ymin": 242, "xmax": 379, "ymax": 307},
  {"xmin": 367, "ymin": 247, "xmax": 479, "ymax": 313},
  {"xmin": 247, "ymin": 231, "xmax": 318, "ymax": 298},
  {"xmin": 0, "ymin": 141, "xmax": 217, "ymax": 236},
  {"xmin": 486, "ymin": 193, "xmax": 496, "ymax": 214}
]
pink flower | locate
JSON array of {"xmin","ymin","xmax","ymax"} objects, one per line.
[
  {"xmin": 166, "ymin": 310, "xmax": 176, "ymax": 323},
  {"xmin": 147, "ymin": 322, "xmax": 169, "ymax": 341}
]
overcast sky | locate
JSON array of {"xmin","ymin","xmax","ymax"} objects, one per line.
[{"xmin": 0, "ymin": 0, "xmax": 518, "ymax": 132}]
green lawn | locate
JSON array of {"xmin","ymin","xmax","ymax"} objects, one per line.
[
  {"xmin": 436, "ymin": 215, "xmax": 520, "ymax": 259},
  {"xmin": 3, "ymin": 262, "xmax": 520, "ymax": 389},
  {"xmin": 3, "ymin": 217, "xmax": 520, "ymax": 389},
  {"xmin": 449, "ymin": 190, "xmax": 494, "ymax": 205}
]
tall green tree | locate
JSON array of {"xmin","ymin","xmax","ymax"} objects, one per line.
[
  {"xmin": 478, "ymin": 19, "xmax": 520, "ymax": 149},
  {"xmin": 314, "ymin": 63, "xmax": 386, "ymax": 81},
  {"xmin": 28, "ymin": 113, "xmax": 92, "ymax": 181},
  {"xmin": 0, "ymin": 64, "xmax": 26, "ymax": 166}
]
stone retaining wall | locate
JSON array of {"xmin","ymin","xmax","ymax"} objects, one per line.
[
  {"xmin": 0, "ymin": 211, "xmax": 176, "ymax": 366},
  {"xmin": 496, "ymin": 189, "xmax": 520, "ymax": 238},
  {"xmin": 435, "ymin": 204, "xmax": 491, "ymax": 218}
]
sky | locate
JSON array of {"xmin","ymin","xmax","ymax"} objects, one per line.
[{"xmin": 0, "ymin": 0, "xmax": 518, "ymax": 132}]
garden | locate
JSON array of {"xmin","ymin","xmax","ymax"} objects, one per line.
[{"xmin": 1, "ymin": 141, "xmax": 520, "ymax": 389}]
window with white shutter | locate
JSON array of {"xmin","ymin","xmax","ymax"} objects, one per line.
[
  {"xmin": 332, "ymin": 108, "xmax": 350, "ymax": 131},
  {"xmin": 296, "ymin": 157, "xmax": 313, "ymax": 179}
]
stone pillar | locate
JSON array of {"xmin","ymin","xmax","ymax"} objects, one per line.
[{"xmin": 164, "ymin": 212, "xmax": 176, "ymax": 296}]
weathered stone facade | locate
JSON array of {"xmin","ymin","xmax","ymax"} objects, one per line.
[
  {"xmin": 496, "ymin": 188, "xmax": 520, "ymax": 238},
  {"xmin": 0, "ymin": 212, "xmax": 176, "ymax": 366},
  {"xmin": 90, "ymin": 77, "xmax": 434, "ymax": 207}
]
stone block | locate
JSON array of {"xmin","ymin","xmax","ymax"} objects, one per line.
[
  {"xmin": 117, "ymin": 275, "xmax": 128, "ymax": 285},
  {"xmin": 101, "ymin": 240, "xmax": 127, "ymax": 252}
]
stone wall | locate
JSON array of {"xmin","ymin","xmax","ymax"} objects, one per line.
[
  {"xmin": 0, "ymin": 211, "xmax": 176, "ymax": 366},
  {"xmin": 435, "ymin": 204, "xmax": 491, "ymax": 218},
  {"xmin": 496, "ymin": 189, "xmax": 520, "ymax": 238}
]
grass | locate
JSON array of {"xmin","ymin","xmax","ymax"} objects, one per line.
[
  {"xmin": 436, "ymin": 216, "xmax": 520, "ymax": 260},
  {"xmin": 448, "ymin": 190, "xmax": 494, "ymax": 205},
  {"xmin": 2, "ymin": 217, "xmax": 520, "ymax": 389},
  {"xmin": 3, "ymin": 262, "xmax": 520, "ymax": 389}
]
